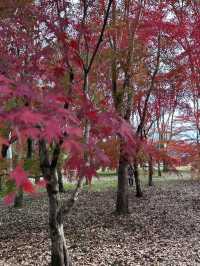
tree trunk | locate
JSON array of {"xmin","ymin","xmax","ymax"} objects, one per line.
[
  {"xmin": 27, "ymin": 138, "xmax": 33, "ymax": 159},
  {"xmin": 58, "ymin": 168, "xmax": 65, "ymax": 193},
  {"xmin": 1, "ymin": 144, "xmax": 8, "ymax": 191},
  {"xmin": 133, "ymin": 160, "xmax": 143, "ymax": 197},
  {"xmin": 1, "ymin": 144, "xmax": 8, "ymax": 158},
  {"xmin": 39, "ymin": 140, "xmax": 72, "ymax": 266},
  {"xmin": 163, "ymin": 160, "xmax": 169, "ymax": 172},
  {"xmin": 0, "ymin": 175, "xmax": 2, "ymax": 191},
  {"xmin": 116, "ymin": 144, "xmax": 129, "ymax": 214},
  {"xmin": 148, "ymin": 156, "xmax": 153, "ymax": 186},
  {"xmin": 158, "ymin": 161, "xmax": 162, "ymax": 177},
  {"xmin": 35, "ymin": 175, "xmax": 41, "ymax": 184},
  {"xmin": 84, "ymin": 177, "xmax": 89, "ymax": 186},
  {"xmin": 47, "ymin": 169, "xmax": 72, "ymax": 266},
  {"xmin": 26, "ymin": 138, "xmax": 40, "ymax": 184},
  {"xmin": 14, "ymin": 186, "xmax": 23, "ymax": 208},
  {"xmin": 7, "ymin": 138, "xmax": 24, "ymax": 208},
  {"xmin": 14, "ymin": 139, "xmax": 33, "ymax": 207}
]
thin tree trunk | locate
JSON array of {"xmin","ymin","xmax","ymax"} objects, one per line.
[
  {"xmin": 84, "ymin": 177, "xmax": 89, "ymax": 186},
  {"xmin": 133, "ymin": 159, "xmax": 143, "ymax": 197},
  {"xmin": 1, "ymin": 144, "xmax": 8, "ymax": 192},
  {"xmin": 163, "ymin": 160, "xmax": 169, "ymax": 172},
  {"xmin": 1, "ymin": 144, "xmax": 8, "ymax": 158},
  {"xmin": 47, "ymin": 170, "xmax": 72, "ymax": 266},
  {"xmin": 0, "ymin": 175, "xmax": 2, "ymax": 191},
  {"xmin": 26, "ymin": 138, "xmax": 41, "ymax": 184},
  {"xmin": 116, "ymin": 143, "xmax": 129, "ymax": 214},
  {"xmin": 14, "ymin": 186, "xmax": 23, "ymax": 208},
  {"xmin": 58, "ymin": 168, "xmax": 65, "ymax": 193},
  {"xmin": 14, "ymin": 139, "xmax": 33, "ymax": 207},
  {"xmin": 13, "ymin": 133, "xmax": 23, "ymax": 208},
  {"xmin": 6, "ymin": 136, "xmax": 24, "ymax": 208},
  {"xmin": 35, "ymin": 175, "xmax": 41, "ymax": 183},
  {"xmin": 158, "ymin": 161, "xmax": 162, "ymax": 177},
  {"xmin": 27, "ymin": 138, "xmax": 33, "ymax": 159},
  {"xmin": 39, "ymin": 140, "xmax": 72, "ymax": 266},
  {"xmin": 148, "ymin": 156, "xmax": 153, "ymax": 186}
]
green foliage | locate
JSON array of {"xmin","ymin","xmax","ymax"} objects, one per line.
[
  {"xmin": 2, "ymin": 179, "xmax": 16, "ymax": 197},
  {"xmin": 4, "ymin": 98, "xmax": 24, "ymax": 112},
  {"xmin": 23, "ymin": 158, "xmax": 40, "ymax": 177}
]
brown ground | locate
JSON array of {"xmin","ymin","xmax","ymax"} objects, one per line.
[{"xmin": 1, "ymin": 179, "xmax": 200, "ymax": 265}]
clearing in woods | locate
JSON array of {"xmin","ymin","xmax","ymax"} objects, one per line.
[{"xmin": 0, "ymin": 172, "xmax": 200, "ymax": 265}]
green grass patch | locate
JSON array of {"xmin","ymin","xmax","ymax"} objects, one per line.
[
  {"xmin": 97, "ymin": 171, "xmax": 117, "ymax": 177},
  {"xmin": 87, "ymin": 177, "xmax": 117, "ymax": 192},
  {"xmin": 64, "ymin": 182, "xmax": 77, "ymax": 191},
  {"xmin": 64, "ymin": 176, "xmax": 117, "ymax": 192},
  {"xmin": 0, "ymin": 169, "xmax": 192, "ymax": 200},
  {"xmin": 63, "ymin": 169, "xmax": 192, "ymax": 193}
]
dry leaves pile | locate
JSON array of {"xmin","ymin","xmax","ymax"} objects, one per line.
[{"xmin": 1, "ymin": 179, "xmax": 200, "ymax": 265}]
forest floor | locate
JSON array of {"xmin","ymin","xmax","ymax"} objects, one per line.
[{"xmin": 1, "ymin": 173, "xmax": 200, "ymax": 265}]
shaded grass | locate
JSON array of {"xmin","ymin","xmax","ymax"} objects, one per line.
[
  {"xmin": 63, "ymin": 169, "xmax": 191, "ymax": 193},
  {"xmin": 84, "ymin": 177, "xmax": 117, "ymax": 192},
  {"xmin": 0, "ymin": 169, "xmax": 192, "ymax": 198},
  {"xmin": 97, "ymin": 171, "xmax": 117, "ymax": 177},
  {"xmin": 64, "ymin": 176, "xmax": 117, "ymax": 192}
]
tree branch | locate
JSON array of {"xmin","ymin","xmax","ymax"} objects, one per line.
[
  {"xmin": 85, "ymin": 0, "xmax": 113, "ymax": 75},
  {"xmin": 50, "ymin": 142, "xmax": 61, "ymax": 170},
  {"xmin": 63, "ymin": 176, "xmax": 84, "ymax": 215}
]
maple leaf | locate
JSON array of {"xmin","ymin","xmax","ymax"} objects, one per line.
[
  {"xmin": 3, "ymin": 192, "xmax": 16, "ymax": 205},
  {"xmin": 53, "ymin": 66, "xmax": 65, "ymax": 77},
  {"xmin": 22, "ymin": 179, "xmax": 36, "ymax": 193},
  {"xmin": 94, "ymin": 147, "xmax": 110, "ymax": 166},
  {"xmin": 62, "ymin": 140, "xmax": 84, "ymax": 156},
  {"xmin": 65, "ymin": 156, "xmax": 84, "ymax": 170},
  {"xmin": 73, "ymin": 54, "xmax": 83, "ymax": 68},
  {"xmin": 10, "ymin": 165, "xmax": 36, "ymax": 193},
  {"xmin": 0, "ymin": 74, "xmax": 10, "ymax": 84},
  {"xmin": 119, "ymin": 120, "xmax": 134, "ymax": 142},
  {"xmin": 20, "ymin": 127, "xmax": 40, "ymax": 139},
  {"xmin": 69, "ymin": 39, "xmax": 78, "ymax": 50},
  {"xmin": 10, "ymin": 165, "xmax": 28, "ymax": 187},
  {"xmin": 10, "ymin": 108, "xmax": 44, "ymax": 125},
  {"xmin": 82, "ymin": 166, "xmax": 97, "ymax": 182},
  {"xmin": 67, "ymin": 127, "xmax": 82, "ymax": 138},
  {"xmin": 0, "ymin": 84, "xmax": 12, "ymax": 95},
  {"xmin": 43, "ymin": 119, "xmax": 62, "ymax": 142}
]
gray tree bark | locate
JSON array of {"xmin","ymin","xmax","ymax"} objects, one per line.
[
  {"xmin": 47, "ymin": 170, "xmax": 72, "ymax": 266},
  {"xmin": 148, "ymin": 156, "xmax": 153, "ymax": 186},
  {"xmin": 14, "ymin": 186, "xmax": 23, "ymax": 208},
  {"xmin": 58, "ymin": 168, "xmax": 65, "ymax": 193},
  {"xmin": 133, "ymin": 160, "xmax": 143, "ymax": 197},
  {"xmin": 116, "ymin": 142, "xmax": 129, "ymax": 214},
  {"xmin": 39, "ymin": 140, "xmax": 72, "ymax": 266}
]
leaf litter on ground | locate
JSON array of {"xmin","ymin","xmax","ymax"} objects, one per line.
[{"xmin": 1, "ymin": 179, "xmax": 200, "ymax": 265}]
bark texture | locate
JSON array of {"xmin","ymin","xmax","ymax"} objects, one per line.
[
  {"xmin": 27, "ymin": 138, "xmax": 33, "ymax": 159},
  {"xmin": 39, "ymin": 140, "xmax": 72, "ymax": 266},
  {"xmin": 158, "ymin": 161, "xmax": 162, "ymax": 177},
  {"xmin": 133, "ymin": 160, "xmax": 143, "ymax": 197},
  {"xmin": 47, "ymin": 170, "xmax": 72, "ymax": 266},
  {"xmin": 14, "ymin": 187, "xmax": 23, "ymax": 208},
  {"xmin": 58, "ymin": 168, "xmax": 65, "ymax": 193},
  {"xmin": 163, "ymin": 160, "xmax": 169, "ymax": 172},
  {"xmin": 148, "ymin": 156, "xmax": 153, "ymax": 186},
  {"xmin": 116, "ymin": 143, "xmax": 129, "ymax": 214}
]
